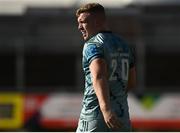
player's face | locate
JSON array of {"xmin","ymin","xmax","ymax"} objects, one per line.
[{"xmin": 77, "ymin": 12, "xmax": 97, "ymax": 41}]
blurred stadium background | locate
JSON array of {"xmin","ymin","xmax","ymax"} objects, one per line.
[{"xmin": 0, "ymin": 0, "xmax": 180, "ymax": 131}]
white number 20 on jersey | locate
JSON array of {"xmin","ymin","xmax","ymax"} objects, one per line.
[{"xmin": 109, "ymin": 58, "xmax": 129, "ymax": 81}]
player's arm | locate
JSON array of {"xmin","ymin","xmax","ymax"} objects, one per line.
[{"xmin": 89, "ymin": 58, "xmax": 121, "ymax": 129}]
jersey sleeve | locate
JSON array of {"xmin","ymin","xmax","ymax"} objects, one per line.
[
  {"xmin": 84, "ymin": 43, "xmax": 104, "ymax": 64},
  {"xmin": 129, "ymin": 47, "xmax": 136, "ymax": 68}
]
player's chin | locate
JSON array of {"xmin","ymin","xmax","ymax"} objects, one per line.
[{"xmin": 83, "ymin": 36, "xmax": 88, "ymax": 41}]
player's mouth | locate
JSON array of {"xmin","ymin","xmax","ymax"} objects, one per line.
[{"xmin": 81, "ymin": 30, "xmax": 87, "ymax": 38}]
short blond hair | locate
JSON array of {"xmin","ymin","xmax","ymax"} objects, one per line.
[{"xmin": 76, "ymin": 3, "xmax": 105, "ymax": 18}]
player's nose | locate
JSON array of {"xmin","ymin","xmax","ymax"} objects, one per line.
[{"xmin": 78, "ymin": 23, "xmax": 83, "ymax": 30}]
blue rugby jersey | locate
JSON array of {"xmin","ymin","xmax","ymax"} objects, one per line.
[{"xmin": 80, "ymin": 31, "xmax": 135, "ymax": 125}]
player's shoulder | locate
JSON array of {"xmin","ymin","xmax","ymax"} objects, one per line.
[
  {"xmin": 85, "ymin": 33, "xmax": 105, "ymax": 48},
  {"xmin": 89, "ymin": 33, "xmax": 105, "ymax": 42}
]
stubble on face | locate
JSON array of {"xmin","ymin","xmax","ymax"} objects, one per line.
[{"xmin": 77, "ymin": 13, "xmax": 97, "ymax": 41}]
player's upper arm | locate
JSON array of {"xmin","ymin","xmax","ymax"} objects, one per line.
[
  {"xmin": 84, "ymin": 43, "xmax": 104, "ymax": 64},
  {"xmin": 127, "ymin": 66, "xmax": 136, "ymax": 91},
  {"xmin": 89, "ymin": 58, "xmax": 108, "ymax": 80}
]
